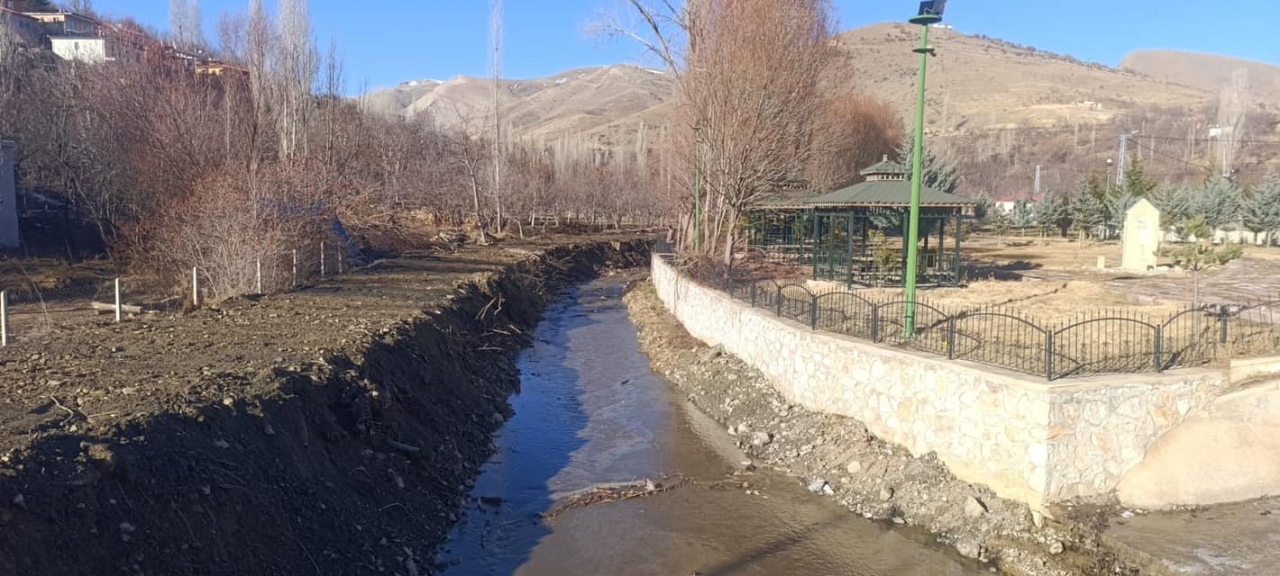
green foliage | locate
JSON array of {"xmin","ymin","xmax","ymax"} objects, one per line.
[
  {"xmin": 1152, "ymin": 185, "xmax": 1197, "ymax": 234},
  {"xmin": 868, "ymin": 229, "xmax": 896, "ymax": 270},
  {"xmin": 1166, "ymin": 216, "xmax": 1243, "ymax": 272},
  {"xmin": 1242, "ymin": 173, "xmax": 1280, "ymax": 243},
  {"xmin": 897, "ymin": 135, "xmax": 960, "ymax": 195},
  {"xmin": 1105, "ymin": 189, "xmax": 1137, "ymax": 236},
  {"xmin": 1010, "ymin": 198, "xmax": 1037, "ymax": 229},
  {"xmin": 1119, "ymin": 154, "xmax": 1156, "ymax": 198},
  {"xmin": 990, "ymin": 210, "xmax": 1012, "ymax": 238},
  {"xmin": 1037, "ymin": 193, "xmax": 1073, "ymax": 236},
  {"xmin": 1071, "ymin": 179, "xmax": 1106, "ymax": 238},
  {"xmin": 970, "ymin": 192, "xmax": 991, "ymax": 221},
  {"xmin": 1197, "ymin": 177, "xmax": 1243, "ymax": 232}
]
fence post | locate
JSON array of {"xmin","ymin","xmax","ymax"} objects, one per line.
[
  {"xmin": 256, "ymin": 258, "xmax": 263, "ymax": 294},
  {"xmin": 192, "ymin": 266, "xmax": 199, "ymax": 307},
  {"xmin": 337, "ymin": 250, "xmax": 344, "ymax": 275},
  {"xmin": 947, "ymin": 317, "xmax": 957, "ymax": 360},
  {"xmin": 775, "ymin": 286, "xmax": 783, "ymax": 317},
  {"xmin": 871, "ymin": 304, "xmax": 880, "ymax": 342},
  {"xmin": 114, "ymin": 278, "xmax": 122, "ymax": 323},
  {"xmin": 292, "ymin": 249, "xmax": 298, "ymax": 288},
  {"xmin": 1153, "ymin": 325, "xmax": 1164, "ymax": 372},
  {"xmin": 810, "ymin": 295, "xmax": 819, "ymax": 329},
  {"xmin": 1045, "ymin": 331, "xmax": 1055, "ymax": 380},
  {"xmin": 1219, "ymin": 311, "xmax": 1229, "ymax": 345},
  {"xmin": 0, "ymin": 290, "xmax": 7, "ymax": 347},
  {"xmin": 750, "ymin": 283, "xmax": 757, "ymax": 307},
  {"xmin": 320, "ymin": 242, "xmax": 326, "ymax": 278}
]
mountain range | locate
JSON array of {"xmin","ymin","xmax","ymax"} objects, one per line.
[{"xmin": 364, "ymin": 22, "xmax": 1280, "ymax": 191}]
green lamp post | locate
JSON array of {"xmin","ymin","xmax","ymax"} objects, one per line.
[{"xmin": 903, "ymin": 0, "xmax": 947, "ymax": 337}]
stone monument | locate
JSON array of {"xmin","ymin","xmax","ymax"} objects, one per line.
[
  {"xmin": 1121, "ymin": 198, "xmax": 1161, "ymax": 272},
  {"xmin": 0, "ymin": 141, "xmax": 17, "ymax": 249}
]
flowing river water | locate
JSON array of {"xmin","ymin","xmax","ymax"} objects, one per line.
[{"xmin": 437, "ymin": 276, "xmax": 984, "ymax": 575}]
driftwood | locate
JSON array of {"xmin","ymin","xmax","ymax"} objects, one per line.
[{"xmin": 91, "ymin": 302, "xmax": 143, "ymax": 314}]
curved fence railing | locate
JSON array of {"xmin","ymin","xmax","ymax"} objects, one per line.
[{"xmin": 656, "ymin": 246, "xmax": 1280, "ymax": 380}]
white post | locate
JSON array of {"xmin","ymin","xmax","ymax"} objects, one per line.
[
  {"xmin": 291, "ymin": 249, "xmax": 298, "ymax": 288},
  {"xmin": 337, "ymin": 250, "xmax": 343, "ymax": 275},
  {"xmin": 192, "ymin": 266, "xmax": 199, "ymax": 307},
  {"xmin": 0, "ymin": 290, "xmax": 8, "ymax": 347},
  {"xmin": 114, "ymin": 278, "xmax": 122, "ymax": 323},
  {"xmin": 320, "ymin": 242, "xmax": 326, "ymax": 278},
  {"xmin": 256, "ymin": 258, "xmax": 263, "ymax": 294}
]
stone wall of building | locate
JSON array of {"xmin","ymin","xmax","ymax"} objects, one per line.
[{"xmin": 652, "ymin": 252, "xmax": 1236, "ymax": 506}]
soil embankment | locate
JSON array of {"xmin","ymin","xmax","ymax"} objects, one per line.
[
  {"xmin": 624, "ymin": 279, "xmax": 1142, "ymax": 576},
  {"xmin": 0, "ymin": 237, "xmax": 648, "ymax": 576}
]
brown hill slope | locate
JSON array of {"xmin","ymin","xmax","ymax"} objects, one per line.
[
  {"xmin": 838, "ymin": 23, "xmax": 1212, "ymax": 133},
  {"xmin": 1121, "ymin": 50, "xmax": 1280, "ymax": 107}
]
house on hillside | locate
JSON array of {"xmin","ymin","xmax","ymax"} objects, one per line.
[
  {"xmin": 49, "ymin": 35, "xmax": 105, "ymax": 62},
  {"xmin": 196, "ymin": 60, "xmax": 251, "ymax": 81},
  {"xmin": 22, "ymin": 9, "xmax": 99, "ymax": 37},
  {"xmin": 0, "ymin": 7, "xmax": 42, "ymax": 46}
]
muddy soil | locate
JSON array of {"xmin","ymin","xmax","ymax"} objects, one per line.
[
  {"xmin": 624, "ymin": 279, "xmax": 1144, "ymax": 576},
  {"xmin": 0, "ymin": 235, "xmax": 648, "ymax": 576}
]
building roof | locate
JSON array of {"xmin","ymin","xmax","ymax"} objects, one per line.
[
  {"xmin": 859, "ymin": 156, "xmax": 908, "ymax": 177},
  {"xmin": 810, "ymin": 179, "xmax": 974, "ymax": 208}
]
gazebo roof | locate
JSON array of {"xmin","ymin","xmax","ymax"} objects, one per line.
[
  {"xmin": 859, "ymin": 156, "xmax": 909, "ymax": 177},
  {"xmin": 809, "ymin": 179, "xmax": 974, "ymax": 208}
]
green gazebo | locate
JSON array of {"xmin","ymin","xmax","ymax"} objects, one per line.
[{"xmin": 746, "ymin": 156, "xmax": 975, "ymax": 287}]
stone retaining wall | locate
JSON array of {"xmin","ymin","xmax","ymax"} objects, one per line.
[{"xmin": 652, "ymin": 252, "xmax": 1234, "ymax": 506}]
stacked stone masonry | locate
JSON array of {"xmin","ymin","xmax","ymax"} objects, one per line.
[{"xmin": 652, "ymin": 252, "xmax": 1238, "ymax": 506}]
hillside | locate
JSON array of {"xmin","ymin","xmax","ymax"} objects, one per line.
[
  {"xmin": 365, "ymin": 24, "xmax": 1280, "ymax": 192},
  {"xmin": 837, "ymin": 24, "xmax": 1212, "ymax": 133},
  {"xmin": 364, "ymin": 65, "xmax": 675, "ymax": 142},
  {"xmin": 1120, "ymin": 50, "xmax": 1280, "ymax": 109}
]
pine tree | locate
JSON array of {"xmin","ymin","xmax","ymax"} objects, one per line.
[
  {"xmin": 1152, "ymin": 185, "xmax": 1196, "ymax": 237},
  {"xmin": 1105, "ymin": 189, "xmax": 1137, "ymax": 239},
  {"xmin": 1243, "ymin": 172, "xmax": 1280, "ymax": 246},
  {"xmin": 1197, "ymin": 177, "xmax": 1243, "ymax": 233},
  {"xmin": 1166, "ymin": 216, "xmax": 1243, "ymax": 306},
  {"xmin": 1071, "ymin": 180, "xmax": 1106, "ymax": 240},
  {"xmin": 897, "ymin": 135, "xmax": 960, "ymax": 195},
  {"xmin": 1038, "ymin": 193, "xmax": 1073, "ymax": 237},
  {"xmin": 971, "ymin": 191, "xmax": 992, "ymax": 221},
  {"xmin": 1011, "ymin": 198, "xmax": 1037, "ymax": 232},
  {"xmin": 1119, "ymin": 154, "xmax": 1156, "ymax": 198}
]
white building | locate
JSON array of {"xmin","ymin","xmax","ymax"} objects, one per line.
[
  {"xmin": 0, "ymin": 141, "xmax": 18, "ymax": 248},
  {"xmin": 49, "ymin": 36, "xmax": 106, "ymax": 63}
]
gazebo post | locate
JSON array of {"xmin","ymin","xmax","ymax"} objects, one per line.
[{"xmin": 953, "ymin": 213, "xmax": 963, "ymax": 285}]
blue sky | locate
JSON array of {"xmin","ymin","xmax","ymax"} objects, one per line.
[{"xmin": 89, "ymin": 0, "xmax": 1278, "ymax": 92}]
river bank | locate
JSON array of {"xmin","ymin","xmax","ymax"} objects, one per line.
[
  {"xmin": 0, "ymin": 236, "xmax": 647, "ymax": 575},
  {"xmin": 624, "ymin": 279, "xmax": 1142, "ymax": 576}
]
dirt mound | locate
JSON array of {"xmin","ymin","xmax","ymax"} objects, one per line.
[{"xmin": 0, "ymin": 238, "xmax": 649, "ymax": 576}]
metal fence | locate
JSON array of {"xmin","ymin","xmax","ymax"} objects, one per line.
[
  {"xmin": 661, "ymin": 250, "xmax": 1280, "ymax": 380},
  {"xmin": 0, "ymin": 240, "xmax": 358, "ymax": 347}
]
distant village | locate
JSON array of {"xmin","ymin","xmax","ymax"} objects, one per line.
[{"xmin": 0, "ymin": 0, "xmax": 246, "ymax": 77}]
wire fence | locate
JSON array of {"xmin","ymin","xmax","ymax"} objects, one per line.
[
  {"xmin": 0, "ymin": 240, "xmax": 359, "ymax": 348},
  {"xmin": 660, "ymin": 248, "xmax": 1280, "ymax": 380}
]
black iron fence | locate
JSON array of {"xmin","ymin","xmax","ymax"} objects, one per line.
[{"xmin": 660, "ymin": 250, "xmax": 1280, "ymax": 380}]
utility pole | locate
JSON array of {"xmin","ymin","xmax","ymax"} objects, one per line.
[
  {"xmin": 904, "ymin": 0, "xmax": 948, "ymax": 338},
  {"xmin": 489, "ymin": 0, "xmax": 503, "ymax": 237},
  {"xmin": 1034, "ymin": 165, "xmax": 1042, "ymax": 198}
]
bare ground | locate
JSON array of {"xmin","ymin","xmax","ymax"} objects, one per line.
[{"xmin": 0, "ymin": 235, "xmax": 649, "ymax": 576}]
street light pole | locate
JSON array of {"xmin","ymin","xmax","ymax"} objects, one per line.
[
  {"xmin": 904, "ymin": 2, "xmax": 944, "ymax": 337},
  {"xmin": 1105, "ymin": 158, "xmax": 1114, "ymax": 196}
]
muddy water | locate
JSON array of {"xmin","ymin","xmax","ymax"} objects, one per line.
[{"xmin": 437, "ymin": 277, "xmax": 982, "ymax": 576}]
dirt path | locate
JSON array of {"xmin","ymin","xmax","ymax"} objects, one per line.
[{"xmin": 0, "ymin": 235, "xmax": 648, "ymax": 576}]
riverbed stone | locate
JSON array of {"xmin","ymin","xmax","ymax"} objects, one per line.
[
  {"xmin": 964, "ymin": 496, "xmax": 988, "ymax": 518},
  {"xmin": 749, "ymin": 431, "xmax": 772, "ymax": 447}
]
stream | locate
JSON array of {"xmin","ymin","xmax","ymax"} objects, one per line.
[{"xmin": 436, "ymin": 275, "xmax": 983, "ymax": 575}]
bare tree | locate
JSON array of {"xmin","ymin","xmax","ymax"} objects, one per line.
[
  {"xmin": 1214, "ymin": 68, "xmax": 1250, "ymax": 180},
  {"xmin": 276, "ymin": 0, "xmax": 318, "ymax": 160},
  {"xmin": 169, "ymin": 0, "xmax": 204, "ymax": 49},
  {"xmin": 610, "ymin": 0, "xmax": 842, "ymax": 264}
]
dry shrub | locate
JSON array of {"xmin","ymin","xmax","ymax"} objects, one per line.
[{"xmin": 134, "ymin": 170, "xmax": 328, "ymax": 302}]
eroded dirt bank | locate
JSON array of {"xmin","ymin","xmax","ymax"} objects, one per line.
[
  {"xmin": 0, "ymin": 237, "xmax": 647, "ymax": 576},
  {"xmin": 624, "ymin": 279, "xmax": 1144, "ymax": 576}
]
